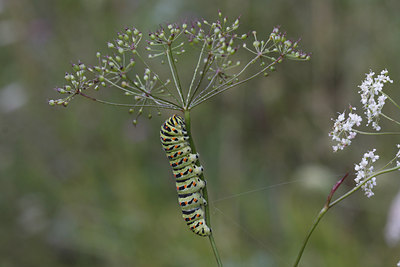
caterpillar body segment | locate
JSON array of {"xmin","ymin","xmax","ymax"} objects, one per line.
[
  {"xmin": 173, "ymin": 165, "xmax": 203, "ymax": 180},
  {"xmin": 161, "ymin": 123, "xmax": 187, "ymax": 136},
  {"xmin": 181, "ymin": 207, "xmax": 205, "ymax": 222},
  {"xmin": 160, "ymin": 135, "xmax": 188, "ymax": 145},
  {"xmin": 178, "ymin": 192, "xmax": 207, "ymax": 209},
  {"xmin": 176, "ymin": 177, "xmax": 205, "ymax": 194},
  {"xmin": 188, "ymin": 219, "xmax": 211, "ymax": 236},
  {"xmin": 160, "ymin": 114, "xmax": 211, "ymax": 237},
  {"xmin": 162, "ymin": 143, "xmax": 188, "ymax": 153},
  {"xmin": 165, "ymin": 146, "xmax": 192, "ymax": 160},
  {"xmin": 170, "ymin": 153, "xmax": 199, "ymax": 169}
]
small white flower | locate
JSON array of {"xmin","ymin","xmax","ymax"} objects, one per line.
[
  {"xmin": 329, "ymin": 109, "xmax": 362, "ymax": 152},
  {"xmin": 354, "ymin": 149, "xmax": 379, "ymax": 198},
  {"xmin": 358, "ymin": 69, "xmax": 393, "ymax": 131}
]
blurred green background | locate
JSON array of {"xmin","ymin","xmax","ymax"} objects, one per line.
[{"xmin": 1, "ymin": 0, "xmax": 400, "ymax": 266}]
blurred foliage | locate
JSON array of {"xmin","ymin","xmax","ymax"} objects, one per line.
[{"xmin": 1, "ymin": 0, "xmax": 400, "ymax": 266}]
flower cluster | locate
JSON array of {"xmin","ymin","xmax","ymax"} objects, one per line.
[
  {"xmin": 329, "ymin": 69, "xmax": 400, "ymax": 198},
  {"xmin": 329, "ymin": 69, "xmax": 394, "ymax": 151},
  {"xmin": 185, "ymin": 13, "xmax": 242, "ymax": 57},
  {"xmin": 354, "ymin": 149, "xmax": 379, "ymax": 198},
  {"xmin": 358, "ymin": 69, "xmax": 393, "ymax": 131},
  {"xmin": 329, "ymin": 107, "xmax": 362, "ymax": 152}
]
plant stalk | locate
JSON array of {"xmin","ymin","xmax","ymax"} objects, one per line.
[
  {"xmin": 184, "ymin": 110, "xmax": 223, "ymax": 267},
  {"xmin": 293, "ymin": 206, "xmax": 327, "ymax": 267},
  {"xmin": 294, "ymin": 166, "xmax": 400, "ymax": 266}
]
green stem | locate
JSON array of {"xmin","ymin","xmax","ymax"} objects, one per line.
[
  {"xmin": 166, "ymin": 45, "xmax": 184, "ymax": 105},
  {"xmin": 293, "ymin": 206, "xmax": 328, "ymax": 267},
  {"xmin": 184, "ymin": 110, "xmax": 223, "ymax": 267},
  {"xmin": 381, "ymin": 113, "xmax": 400, "ymax": 126},
  {"xmin": 383, "ymin": 92, "xmax": 400, "ymax": 110},
  {"xmin": 294, "ymin": 165, "xmax": 400, "ymax": 266},
  {"xmin": 353, "ymin": 129, "xmax": 400, "ymax": 135},
  {"xmin": 329, "ymin": 165, "xmax": 400, "ymax": 208}
]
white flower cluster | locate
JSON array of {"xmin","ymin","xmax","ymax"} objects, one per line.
[
  {"xmin": 329, "ymin": 108, "xmax": 362, "ymax": 152},
  {"xmin": 354, "ymin": 149, "xmax": 380, "ymax": 198},
  {"xmin": 358, "ymin": 69, "xmax": 393, "ymax": 131},
  {"xmin": 329, "ymin": 69, "xmax": 394, "ymax": 152}
]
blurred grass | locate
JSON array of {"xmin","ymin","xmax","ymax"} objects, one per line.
[{"xmin": 1, "ymin": 0, "xmax": 400, "ymax": 266}]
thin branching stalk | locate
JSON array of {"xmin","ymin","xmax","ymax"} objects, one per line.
[
  {"xmin": 79, "ymin": 92, "xmax": 180, "ymax": 110},
  {"xmin": 383, "ymin": 92, "xmax": 400, "ymax": 110},
  {"xmin": 184, "ymin": 110, "xmax": 223, "ymax": 267},
  {"xmin": 353, "ymin": 129, "xmax": 400, "ymax": 135},
  {"xmin": 187, "ymin": 54, "xmax": 215, "ymax": 108},
  {"xmin": 166, "ymin": 45, "xmax": 184, "ymax": 105},
  {"xmin": 134, "ymin": 52, "xmax": 182, "ymax": 105},
  {"xmin": 186, "ymin": 42, "xmax": 207, "ymax": 108},
  {"xmin": 104, "ymin": 77, "xmax": 180, "ymax": 109},
  {"xmin": 190, "ymin": 55, "xmax": 261, "ymax": 107},
  {"xmin": 381, "ymin": 113, "xmax": 400, "ymax": 126},
  {"xmin": 190, "ymin": 56, "xmax": 282, "ymax": 108}
]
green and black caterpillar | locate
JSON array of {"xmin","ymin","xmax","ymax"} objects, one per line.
[{"xmin": 160, "ymin": 115, "xmax": 212, "ymax": 237}]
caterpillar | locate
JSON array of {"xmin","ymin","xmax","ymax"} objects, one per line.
[{"xmin": 160, "ymin": 114, "xmax": 211, "ymax": 237}]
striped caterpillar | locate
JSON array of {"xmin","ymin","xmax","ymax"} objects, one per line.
[{"xmin": 160, "ymin": 114, "xmax": 211, "ymax": 237}]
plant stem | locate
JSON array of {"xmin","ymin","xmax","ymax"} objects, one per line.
[
  {"xmin": 293, "ymin": 166, "xmax": 400, "ymax": 266},
  {"xmin": 293, "ymin": 206, "xmax": 327, "ymax": 267},
  {"xmin": 353, "ymin": 129, "xmax": 400, "ymax": 135},
  {"xmin": 166, "ymin": 45, "xmax": 184, "ymax": 105},
  {"xmin": 381, "ymin": 113, "xmax": 400, "ymax": 126},
  {"xmin": 184, "ymin": 110, "xmax": 223, "ymax": 267},
  {"xmin": 383, "ymin": 92, "xmax": 400, "ymax": 110}
]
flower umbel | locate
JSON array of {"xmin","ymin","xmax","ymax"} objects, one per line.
[
  {"xmin": 358, "ymin": 69, "xmax": 393, "ymax": 131},
  {"xmin": 354, "ymin": 149, "xmax": 379, "ymax": 198},
  {"xmin": 49, "ymin": 12, "xmax": 310, "ymax": 124},
  {"xmin": 329, "ymin": 107, "xmax": 362, "ymax": 152}
]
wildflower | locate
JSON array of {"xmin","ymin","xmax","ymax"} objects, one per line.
[
  {"xmin": 329, "ymin": 108, "xmax": 362, "ymax": 152},
  {"xmin": 358, "ymin": 69, "xmax": 393, "ymax": 131},
  {"xmin": 354, "ymin": 149, "xmax": 379, "ymax": 198}
]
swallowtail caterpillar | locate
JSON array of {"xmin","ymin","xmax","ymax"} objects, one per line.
[{"xmin": 160, "ymin": 115, "xmax": 211, "ymax": 236}]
